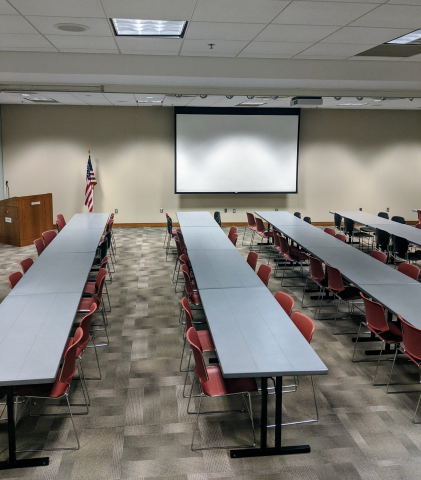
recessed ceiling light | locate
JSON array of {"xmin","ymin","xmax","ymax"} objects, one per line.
[
  {"xmin": 334, "ymin": 96, "xmax": 342, "ymax": 100},
  {"xmin": 270, "ymin": 96, "xmax": 278, "ymax": 100},
  {"xmin": 137, "ymin": 100, "xmax": 162, "ymax": 104},
  {"xmin": 200, "ymin": 94, "xmax": 208, "ymax": 99},
  {"xmin": 226, "ymin": 95, "xmax": 234, "ymax": 99},
  {"xmin": 338, "ymin": 103, "xmax": 368, "ymax": 106},
  {"xmin": 111, "ymin": 18, "xmax": 187, "ymax": 37},
  {"xmin": 55, "ymin": 23, "xmax": 89, "ymax": 32},
  {"xmin": 387, "ymin": 29, "xmax": 421, "ymax": 45},
  {"xmin": 21, "ymin": 94, "xmax": 30, "ymax": 97},
  {"xmin": 25, "ymin": 97, "xmax": 59, "ymax": 103},
  {"xmin": 237, "ymin": 102, "xmax": 266, "ymax": 106},
  {"xmin": 146, "ymin": 96, "xmax": 153, "ymax": 98}
]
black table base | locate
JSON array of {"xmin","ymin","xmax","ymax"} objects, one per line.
[
  {"xmin": 230, "ymin": 377, "xmax": 311, "ymax": 459},
  {"xmin": 0, "ymin": 388, "xmax": 49, "ymax": 471}
]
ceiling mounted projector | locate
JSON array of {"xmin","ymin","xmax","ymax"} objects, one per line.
[{"xmin": 290, "ymin": 96, "xmax": 323, "ymax": 106}]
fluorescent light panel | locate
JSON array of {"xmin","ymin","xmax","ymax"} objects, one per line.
[
  {"xmin": 387, "ymin": 29, "xmax": 421, "ymax": 45},
  {"xmin": 112, "ymin": 18, "xmax": 187, "ymax": 37}
]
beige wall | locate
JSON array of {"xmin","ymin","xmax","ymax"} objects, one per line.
[{"xmin": 2, "ymin": 105, "xmax": 421, "ymax": 224}]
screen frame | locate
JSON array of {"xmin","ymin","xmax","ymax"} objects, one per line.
[{"xmin": 174, "ymin": 107, "xmax": 301, "ymax": 194}]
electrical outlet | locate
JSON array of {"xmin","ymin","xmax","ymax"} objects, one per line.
[
  {"xmin": 160, "ymin": 208, "xmax": 163, "ymax": 213},
  {"xmin": 224, "ymin": 208, "xmax": 227, "ymax": 213},
  {"xmin": 275, "ymin": 208, "xmax": 278, "ymax": 211},
  {"xmin": 233, "ymin": 208, "xmax": 236, "ymax": 213},
  {"xmin": 387, "ymin": 207, "xmax": 390, "ymax": 212},
  {"xmin": 359, "ymin": 207, "xmax": 362, "ymax": 211},
  {"xmin": 115, "ymin": 209, "xmax": 118, "ymax": 214}
]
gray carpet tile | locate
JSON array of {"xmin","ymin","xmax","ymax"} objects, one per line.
[{"xmin": 0, "ymin": 226, "xmax": 421, "ymax": 479}]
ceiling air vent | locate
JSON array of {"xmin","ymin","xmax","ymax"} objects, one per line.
[
  {"xmin": 290, "ymin": 97, "xmax": 322, "ymax": 106},
  {"xmin": 26, "ymin": 98, "xmax": 60, "ymax": 104}
]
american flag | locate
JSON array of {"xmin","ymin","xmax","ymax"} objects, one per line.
[{"xmin": 84, "ymin": 155, "xmax": 97, "ymax": 212}]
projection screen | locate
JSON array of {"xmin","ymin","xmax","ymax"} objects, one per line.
[{"xmin": 175, "ymin": 108, "xmax": 300, "ymax": 194}]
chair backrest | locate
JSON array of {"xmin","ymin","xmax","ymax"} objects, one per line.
[
  {"xmin": 369, "ymin": 250, "xmax": 387, "ymax": 263},
  {"xmin": 360, "ymin": 293, "xmax": 388, "ymax": 333},
  {"xmin": 214, "ymin": 211, "xmax": 221, "ymax": 227},
  {"xmin": 186, "ymin": 327, "xmax": 208, "ymax": 383},
  {"xmin": 376, "ymin": 229, "xmax": 390, "ymax": 251},
  {"xmin": 255, "ymin": 217, "xmax": 266, "ymax": 234},
  {"xmin": 326, "ymin": 264, "xmax": 344, "ymax": 292},
  {"xmin": 230, "ymin": 233, "xmax": 239, "ymax": 246},
  {"xmin": 335, "ymin": 233, "xmax": 346, "ymax": 242},
  {"xmin": 257, "ymin": 264, "xmax": 272, "ymax": 286},
  {"xmin": 177, "ymin": 231, "xmax": 186, "ymax": 253},
  {"xmin": 397, "ymin": 262, "xmax": 420, "ymax": 280},
  {"xmin": 228, "ymin": 226, "xmax": 238, "ymax": 242},
  {"xmin": 334, "ymin": 213, "xmax": 342, "ymax": 230},
  {"xmin": 34, "ymin": 238, "xmax": 45, "ymax": 256},
  {"xmin": 274, "ymin": 291, "xmax": 294, "ymax": 317},
  {"xmin": 60, "ymin": 327, "xmax": 83, "ymax": 385},
  {"xmin": 166, "ymin": 215, "xmax": 173, "ymax": 235},
  {"xmin": 303, "ymin": 216, "xmax": 311, "ymax": 224},
  {"xmin": 104, "ymin": 231, "xmax": 112, "ymax": 249},
  {"xmin": 56, "ymin": 214, "xmax": 66, "ymax": 226},
  {"xmin": 19, "ymin": 257, "xmax": 34, "ymax": 274},
  {"xmin": 181, "ymin": 297, "xmax": 193, "ymax": 329},
  {"xmin": 246, "ymin": 212, "xmax": 256, "ymax": 228},
  {"xmin": 246, "ymin": 251, "xmax": 259, "ymax": 271},
  {"xmin": 378, "ymin": 212, "xmax": 389, "ymax": 219},
  {"xmin": 399, "ymin": 315, "xmax": 421, "ymax": 363},
  {"xmin": 343, "ymin": 217, "xmax": 354, "ymax": 235},
  {"xmin": 391, "ymin": 216, "xmax": 405, "ymax": 224},
  {"xmin": 100, "ymin": 255, "xmax": 109, "ymax": 269},
  {"xmin": 97, "ymin": 239, "xmax": 108, "ymax": 262},
  {"xmin": 278, "ymin": 235, "xmax": 289, "ymax": 255},
  {"xmin": 274, "ymin": 231, "xmax": 281, "ymax": 248},
  {"xmin": 418, "ymin": 210, "xmax": 421, "ymax": 224},
  {"xmin": 107, "ymin": 219, "xmax": 114, "ymax": 232},
  {"xmin": 95, "ymin": 268, "xmax": 108, "ymax": 299},
  {"xmin": 416, "ymin": 223, "xmax": 421, "ymax": 230},
  {"xmin": 294, "ymin": 212, "xmax": 301, "ymax": 219},
  {"xmin": 309, "ymin": 256, "xmax": 325, "ymax": 282},
  {"xmin": 42, "ymin": 230, "xmax": 56, "ymax": 247},
  {"xmin": 290, "ymin": 312, "xmax": 315, "ymax": 343},
  {"xmin": 179, "ymin": 254, "xmax": 190, "ymax": 266},
  {"xmin": 78, "ymin": 302, "xmax": 98, "ymax": 351},
  {"xmin": 392, "ymin": 235, "xmax": 409, "ymax": 257},
  {"xmin": 8, "ymin": 271, "xmax": 23, "ymax": 289},
  {"xmin": 324, "ymin": 227, "xmax": 335, "ymax": 236},
  {"xmin": 56, "ymin": 217, "xmax": 65, "ymax": 232},
  {"xmin": 181, "ymin": 264, "xmax": 194, "ymax": 296},
  {"xmin": 174, "ymin": 237, "xmax": 183, "ymax": 258}
]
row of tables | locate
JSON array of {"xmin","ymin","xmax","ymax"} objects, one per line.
[
  {"xmin": 256, "ymin": 211, "xmax": 421, "ymax": 331},
  {"xmin": 176, "ymin": 211, "xmax": 328, "ymax": 458},
  {"xmin": 0, "ymin": 213, "xmax": 110, "ymax": 471}
]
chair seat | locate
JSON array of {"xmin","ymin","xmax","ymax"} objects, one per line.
[
  {"xmin": 64, "ymin": 336, "xmax": 87, "ymax": 358},
  {"xmin": 201, "ymin": 365, "xmax": 257, "ymax": 397},
  {"xmin": 283, "ymin": 251, "xmax": 308, "ymax": 262},
  {"xmin": 78, "ymin": 297, "xmax": 96, "ymax": 311},
  {"xmin": 312, "ymin": 277, "xmax": 328, "ymax": 289},
  {"xmin": 198, "ymin": 330, "xmax": 215, "ymax": 352},
  {"xmin": 191, "ymin": 278, "xmax": 198, "ymax": 291},
  {"xmin": 257, "ymin": 231, "xmax": 274, "ymax": 239},
  {"xmin": 369, "ymin": 321, "xmax": 403, "ymax": 344},
  {"xmin": 83, "ymin": 282, "xmax": 96, "ymax": 295},
  {"xmin": 248, "ymin": 225, "xmax": 257, "ymax": 232},
  {"xmin": 360, "ymin": 227, "xmax": 375, "ymax": 233},
  {"xmin": 189, "ymin": 292, "xmax": 201, "ymax": 306},
  {"xmin": 14, "ymin": 368, "xmax": 72, "ymax": 399},
  {"xmin": 336, "ymin": 286, "xmax": 361, "ymax": 301}
]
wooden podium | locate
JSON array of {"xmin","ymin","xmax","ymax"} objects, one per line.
[{"xmin": 0, "ymin": 193, "xmax": 53, "ymax": 247}]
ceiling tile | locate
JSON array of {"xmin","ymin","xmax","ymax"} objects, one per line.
[
  {"xmin": 180, "ymin": 52, "xmax": 238, "ymax": 57},
  {"xmin": 8, "ymin": 0, "xmax": 105, "ymax": 17},
  {"xmin": 120, "ymin": 49, "xmax": 179, "ymax": 55},
  {"xmin": 0, "ymin": 14, "xmax": 40, "ymax": 34},
  {"xmin": 162, "ymin": 96, "xmax": 195, "ymax": 106},
  {"xmin": 273, "ymin": 1, "xmax": 379, "ymax": 26},
  {"xmin": 45, "ymin": 35, "xmax": 117, "ymax": 50},
  {"xmin": 27, "ymin": 16, "xmax": 113, "ymax": 36},
  {"xmin": 296, "ymin": 42, "xmax": 376, "ymax": 56},
  {"xmin": 192, "ymin": 0, "xmax": 291, "ymax": 24},
  {"xmin": 255, "ymin": 24, "xmax": 340, "ymax": 42},
  {"xmin": 0, "ymin": 33, "xmax": 53, "ymax": 48},
  {"xmin": 347, "ymin": 55, "xmax": 405, "ymax": 60},
  {"xmin": 72, "ymin": 93, "xmax": 113, "ymax": 105},
  {"xmin": 293, "ymin": 54, "xmax": 351, "ymax": 59},
  {"xmin": 115, "ymin": 37, "xmax": 182, "ymax": 52},
  {"xmin": 401, "ymin": 53, "xmax": 421, "ymax": 61},
  {"xmin": 0, "ymin": 46, "xmax": 57, "ymax": 51},
  {"xmin": 237, "ymin": 53, "xmax": 294, "ymax": 58},
  {"xmin": 0, "ymin": 1, "xmax": 18, "ymax": 14},
  {"xmin": 241, "ymin": 41, "xmax": 313, "ymax": 55},
  {"xmin": 321, "ymin": 26, "xmax": 414, "ymax": 44},
  {"xmin": 59, "ymin": 48, "xmax": 119, "ymax": 54},
  {"xmin": 350, "ymin": 5, "xmax": 421, "ymax": 28},
  {"xmin": 185, "ymin": 22, "xmax": 266, "ymax": 41},
  {"xmin": 103, "ymin": 93, "xmax": 137, "ymax": 106},
  {"xmin": 101, "ymin": 0, "xmax": 197, "ymax": 21},
  {"xmin": 387, "ymin": 0, "xmax": 421, "ymax": 4},
  {"xmin": 180, "ymin": 39, "xmax": 249, "ymax": 54}
]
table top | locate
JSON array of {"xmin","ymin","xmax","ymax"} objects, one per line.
[
  {"xmin": 176, "ymin": 211, "xmax": 218, "ymax": 227},
  {"xmin": 275, "ymin": 224, "xmax": 349, "ymax": 249},
  {"xmin": 65, "ymin": 213, "xmax": 110, "ymax": 230},
  {"xmin": 330, "ymin": 211, "xmax": 393, "ymax": 226},
  {"xmin": 200, "ymin": 287, "xmax": 328, "ymax": 378},
  {"xmin": 187, "ymin": 249, "xmax": 264, "ymax": 290},
  {"xmin": 180, "ymin": 226, "xmax": 236, "ymax": 250},
  {"xmin": 360, "ymin": 283, "xmax": 421, "ymax": 330},
  {"xmin": 45, "ymin": 228, "xmax": 103, "ymax": 253},
  {"xmin": 255, "ymin": 211, "xmax": 308, "ymax": 226}
]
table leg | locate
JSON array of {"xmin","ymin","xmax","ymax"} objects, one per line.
[
  {"xmin": 230, "ymin": 376, "xmax": 311, "ymax": 458},
  {"xmin": 0, "ymin": 387, "xmax": 49, "ymax": 470}
]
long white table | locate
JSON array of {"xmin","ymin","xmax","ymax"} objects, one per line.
[
  {"xmin": 0, "ymin": 212, "xmax": 109, "ymax": 471},
  {"xmin": 176, "ymin": 211, "xmax": 328, "ymax": 459}
]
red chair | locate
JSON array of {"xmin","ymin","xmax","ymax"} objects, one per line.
[
  {"xmin": 418, "ymin": 210, "xmax": 421, "ymax": 224},
  {"xmin": 34, "ymin": 238, "xmax": 45, "ymax": 256},
  {"xmin": 369, "ymin": 250, "xmax": 387, "ymax": 264},
  {"xmin": 228, "ymin": 226, "xmax": 238, "ymax": 243},
  {"xmin": 268, "ymin": 229, "xmax": 282, "ymax": 265},
  {"xmin": 230, "ymin": 233, "xmax": 239, "ymax": 246},
  {"xmin": 274, "ymin": 291, "xmax": 294, "ymax": 317},
  {"xmin": 83, "ymin": 266, "xmax": 111, "ymax": 313},
  {"xmin": 324, "ymin": 228, "xmax": 336, "ymax": 236},
  {"xmin": 275, "ymin": 235, "xmax": 308, "ymax": 286},
  {"xmin": 173, "ymin": 238, "xmax": 191, "ymax": 292},
  {"xmin": 246, "ymin": 251, "xmax": 259, "ymax": 271},
  {"xmin": 353, "ymin": 294, "xmax": 402, "ymax": 384},
  {"xmin": 257, "ymin": 264, "xmax": 272, "ymax": 287},
  {"xmin": 335, "ymin": 233, "xmax": 346, "ymax": 243},
  {"xmin": 301, "ymin": 256, "xmax": 328, "ymax": 317},
  {"xmin": 179, "ymin": 264, "xmax": 202, "ymax": 324},
  {"xmin": 42, "ymin": 230, "xmax": 56, "ymax": 247},
  {"xmin": 416, "ymin": 223, "xmax": 421, "ymax": 230},
  {"xmin": 325, "ymin": 264, "xmax": 361, "ymax": 334},
  {"xmin": 180, "ymin": 254, "xmax": 198, "ymax": 292},
  {"xmin": 254, "ymin": 218, "xmax": 274, "ymax": 254},
  {"xmin": 7, "ymin": 272, "xmax": 22, "ymax": 289},
  {"xmin": 19, "ymin": 258, "xmax": 34, "ymax": 274},
  {"xmin": 56, "ymin": 217, "xmax": 66, "ymax": 232},
  {"xmin": 397, "ymin": 262, "xmax": 420, "ymax": 280},
  {"xmin": 186, "ymin": 327, "xmax": 257, "ymax": 451},
  {"xmin": 56, "ymin": 214, "xmax": 66, "ymax": 226},
  {"xmin": 243, "ymin": 212, "xmax": 257, "ymax": 246},
  {"xmin": 387, "ymin": 315, "xmax": 421, "ymax": 422},
  {"xmin": 14, "ymin": 327, "xmax": 85, "ymax": 450}
]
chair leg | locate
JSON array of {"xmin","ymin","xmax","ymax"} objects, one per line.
[
  {"xmin": 386, "ymin": 348, "xmax": 399, "ymax": 393},
  {"xmin": 85, "ymin": 335, "xmax": 102, "ymax": 380},
  {"xmin": 373, "ymin": 341, "xmax": 385, "ymax": 385}
]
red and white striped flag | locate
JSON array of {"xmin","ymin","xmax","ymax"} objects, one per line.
[{"xmin": 84, "ymin": 155, "xmax": 97, "ymax": 212}]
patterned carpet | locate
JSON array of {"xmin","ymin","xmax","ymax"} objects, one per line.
[{"xmin": 1, "ymin": 227, "xmax": 421, "ymax": 479}]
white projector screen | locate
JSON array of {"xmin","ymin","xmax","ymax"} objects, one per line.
[{"xmin": 175, "ymin": 109, "xmax": 300, "ymax": 194}]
